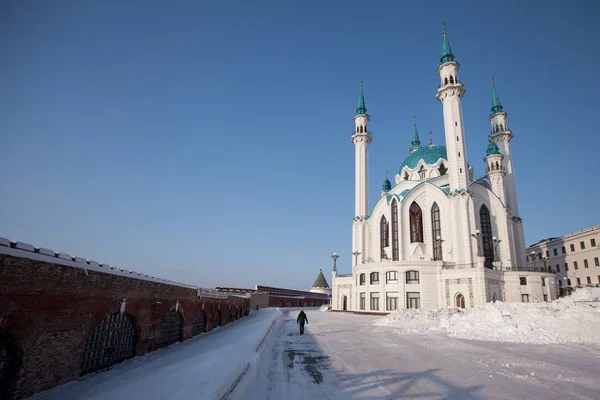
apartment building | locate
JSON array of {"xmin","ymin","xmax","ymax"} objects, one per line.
[{"xmin": 526, "ymin": 225, "xmax": 600, "ymax": 294}]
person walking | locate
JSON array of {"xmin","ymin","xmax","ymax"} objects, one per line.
[{"xmin": 296, "ymin": 310, "xmax": 308, "ymax": 335}]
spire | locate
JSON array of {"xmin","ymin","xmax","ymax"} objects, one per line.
[
  {"xmin": 411, "ymin": 116, "xmax": 421, "ymax": 148},
  {"xmin": 429, "ymin": 130, "xmax": 433, "ymax": 145},
  {"xmin": 355, "ymin": 80, "xmax": 367, "ymax": 115},
  {"xmin": 490, "ymin": 76, "xmax": 504, "ymax": 115},
  {"xmin": 440, "ymin": 21, "xmax": 456, "ymax": 64},
  {"xmin": 312, "ymin": 269, "xmax": 330, "ymax": 288},
  {"xmin": 382, "ymin": 170, "xmax": 392, "ymax": 191}
]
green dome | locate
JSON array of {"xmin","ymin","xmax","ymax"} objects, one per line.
[
  {"xmin": 399, "ymin": 144, "xmax": 447, "ymax": 172},
  {"xmin": 382, "ymin": 178, "xmax": 392, "ymax": 191},
  {"xmin": 486, "ymin": 142, "xmax": 501, "ymax": 157}
]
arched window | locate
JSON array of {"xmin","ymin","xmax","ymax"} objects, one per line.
[
  {"xmin": 404, "ymin": 171, "xmax": 409, "ymax": 180},
  {"xmin": 438, "ymin": 164, "xmax": 447, "ymax": 176},
  {"xmin": 0, "ymin": 330, "xmax": 21, "ymax": 398},
  {"xmin": 359, "ymin": 273, "xmax": 366, "ymax": 285},
  {"xmin": 444, "ymin": 77, "xmax": 448, "ymax": 85},
  {"xmin": 356, "ymin": 126, "xmax": 359, "ymax": 133},
  {"xmin": 406, "ymin": 270, "xmax": 419, "ymax": 284},
  {"xmin": 480, "ymin": 205, "xmax": 494, "ymax": 268},
  {"xmin": 391, "ymin": 200, "xmax": 399, "ymax": 260},
  {"xmin": 81, "ymin": 313, "xmax": 136, "ymax": 375},
  {"xmin": 409, "ymin": 202, "xmax": 423, "ymax": 243},
  {"xmin": 431, "ymin": 203, "xmax": 442, "ymax": 260},
  {"xmin": 380, "ymin": 216, "xmax": 389, "ymax": 260},
  {"xmin": 370, "ymin": 272, "xmax": 379, "ymax": 284},
  {"xmin": 450, "ymin": 76, "xmax": 454, "ymax": 84},
  {"xmin": 418, "ymin": 166, "xmax": 426, "ymax": 179},
  {"xmin": 213, "ymin": 310, "xmax": 221, "ymax": 328},
  {"xmin": 385, "ymin": 271, "xmax": 398, "ymax": 282},
  {"xmin": 158, "ymin": 311, "xmax": 183, "ymax": 348},
  {"xmin": 192, "ymin": 310, "xmax": 206, "ymax": 336},
  {"xmin": 495, "ymin": 161, "xmax": 500, "ymax": 170}
]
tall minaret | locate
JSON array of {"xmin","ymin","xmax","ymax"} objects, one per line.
[
  {"xmin": 435, "ymin": 24, "xmax": 469, "ymax": 192},
  {"xmin": 488, "ymin": 78, "xmax": 526, "ymax": 267},
  {"xmin": 409, "ymin": 117, "xmax": 421, "ymax": 153},
  {"xmin": 351, "ymin": 81, "xmax": 372, "ymax": 218},
  {"xmin": 351, "ymin": 82, "xmax": 372, "ymax": 266},
  {"xmin": 484, "ymin": 142, "xmax": 506, "ymax": 203}
]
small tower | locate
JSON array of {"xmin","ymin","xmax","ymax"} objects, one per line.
[
  {"xmin": 435, "ymin": 23, "xmax": 469, "ymax": 192},
  {"xmin": 351, "ymin": 81, "xmax": 372, "ymax": 218},
  {"xmin": 484, "ymin": 142, "xmax": 506, "ymax": 203},
  {"xmin": 381, "ymin": 171, "xmax": 392, "ymax": 197},
  {"xmin": 409, "ymin": 117, "xmax": 421, "ymax": 153}
]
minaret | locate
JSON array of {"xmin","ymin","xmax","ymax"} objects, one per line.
[
  {"xmin": 484, "ymin": 142, "xmax": 506, "ymax": 203},
  {"xmin": 380, "ymin": 171, "xmax": 391, "ymax": 197},
  {"xmin": 435, "ymin": 23, "xmax": 469, "ymax": 192},
  {"xmin": 351, "ymin": 81, "xmax": 372, "ymax": 266},
  {"xmin": 409, "ymin": 117, "xmax": 421, "ymax": 153},
  {"xmin": 488, "ymin": 77, "xmax": 526, "ymax": 267},
  {"xmin": 351, "ymin": 81, "xmax": 372, "ymax": 218}
]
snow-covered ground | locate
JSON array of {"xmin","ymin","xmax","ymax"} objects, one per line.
[
  {"xmin": 30, "ymin": 294, "xmax": 600, "ymax": 400},
  {"xmin": 375, "ymin": 287, "xmax": 600, "ymax": 344}
]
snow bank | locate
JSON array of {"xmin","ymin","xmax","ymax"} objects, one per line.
[
  {"xmin": 570, "ymin": 286, "xmax": 600, "ymax": 302},
  {"xmin": 374, "ymin": 298, "xmax": 600, "ymax": 344}
]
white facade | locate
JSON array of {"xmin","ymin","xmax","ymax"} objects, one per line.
[
  {"xmin": 526, "ymin": 225, "xmax": 600, "ymax": 293},
  {"xmin": 332, "ymin": 29, "xmax": 557, "ymax": 313}
]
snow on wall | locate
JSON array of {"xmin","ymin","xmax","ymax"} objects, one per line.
[{"xmin": 0, "ymin": 237, "xmax": 220, "ymax": 293}]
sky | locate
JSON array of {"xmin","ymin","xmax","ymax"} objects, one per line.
[{"xmin": 1, "ymin": 0, "xmax": 599, "ymax": 290}]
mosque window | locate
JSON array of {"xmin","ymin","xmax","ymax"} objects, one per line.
[
  {"xmin": 431, "ymin": 203, "xmax": 442, "ymax": 260},
  {"xmin": 392, "ymin": 200, "xmax": 399, "ymax": 261},
  {"xmin": 359, "ymin": 274, "xmax": 366, "ymax": 285},
  {"xmin": 404, "ymin": 171, "xmax": 409, "ymax": 180},
  {"xmin": 370, "ymin": 272, "xmax": 379, "ymax": 284},
  {"xmin": 406, "ymin": 271, "xmax": 419, "ymax": 284},
  {"xmin": 380, "ymin": 216, "xmax": 389, "ymax": 260},
  {"xmin": 409, "ymin": 202, "xmax": 423, "ymax": 243},
  {"xmin": 385, "ymin": 271, "xmax": 398, "ymax": 282},
  {"xmin": 479, "ymin": 205, "xmax": 494, "ymax": 268},
  {"xmin": 418, "ymin": 166, "xmax": 426, "ymax": 179},
  {"xmin": 449, "ymin": 76, "xmax": 454, "ymax": 84},
  {"xmin": 444, "ymin": 77, "xmax": 448, "ymax": 85},
  {"xmin": 438, "ymin": 164, "xmax": 447, "ymax": 176}
]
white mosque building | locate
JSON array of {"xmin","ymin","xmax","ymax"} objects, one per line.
[{"xmin": 331, "ymin": 27, "xmax": 558, "ymax": 312}]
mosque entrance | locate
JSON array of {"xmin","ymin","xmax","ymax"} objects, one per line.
[
  {"xmin": 456, "ymin": 294, "xmax": 465, "ymax": 309},
  {"xmin": 342, "ymin": 295, "xmax": 348, "ymax": 311}
]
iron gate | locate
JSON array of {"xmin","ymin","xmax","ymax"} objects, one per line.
[
  {"xmin": 80, "ymin": 313, "xmax": 136, "ymax": 375},
  {"xmin": 225, "ymin": 310, "xmax": 232, "ymax": 324},
  {"xmin": 157, "ymin": 311, "xmax": 183, "ymax": 348},
  {"xmin": 192, "ymin": 311, "xmax": 206, "ymax": 336},
  {"xmin": 213, "ymin": 311, "xmax": 221, "ymax": 328}
]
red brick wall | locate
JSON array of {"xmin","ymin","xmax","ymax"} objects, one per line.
[{"xmin": 0, "ymin": 253, "xmax": 249, "ymax": 399}]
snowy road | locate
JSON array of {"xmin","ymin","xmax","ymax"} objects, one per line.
[{"xmin": 237, "ymin": 309, "xmax": 600, "ymax": 400}]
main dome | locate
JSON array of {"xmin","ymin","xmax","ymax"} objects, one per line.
[{"xmin": 399, "ymin": 144, "xmax": 447, "ymax": 172}]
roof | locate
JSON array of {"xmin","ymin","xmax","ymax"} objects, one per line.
[
  {"xmin": 486, "ymin": 142, "xmax": 501, "ymax": 157},
  {"xmin": 399, "ymin": 144, "xmax": 447, "ymax": 171},
  {"xmin": 312, "ymin": 269, "xmax": 330, "ymax": 288},
  {"xmin": 382, "ymin": 178, "xmax": 392, "ymax": 191}
]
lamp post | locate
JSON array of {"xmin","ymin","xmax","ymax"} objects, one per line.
[
  {"xmin": 562, "ymin": 276, "xmax": 570, "ymax": 297},
  {"xmin": 352, "ymin": 250, "xmax": 361, "ymax": 266},
  {"xmin": 492, "ymin": 236, "xmax": 501, "ymax": 262},
  {"xmin": 433, "ymin": 235, "xmax": 445, "ymax": 261},
  {"xmin": 331, "ymin": 252, "xmax": 339, "ymax": 272},
  {"xmin": 530, "ymin": 251, "xmax": 538, "ymax": 272},
  {"xmin": 471, "ymin": 229, "xmax": 482, "ymax": 257}
]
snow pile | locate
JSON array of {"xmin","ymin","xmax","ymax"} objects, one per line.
[
  {"xmin": 569, "ymin": 286, "xmax": 600, "ymax": 301},
  {"xmin": 374, "ymin": 299, "xmax": 600, "ymax": 344}
]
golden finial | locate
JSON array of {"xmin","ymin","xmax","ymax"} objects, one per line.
[
  {"xmin": 443, "ymin": 21, "xmax": 447, "ymax": 36},
  {"xmin": 492, "ymin": 76, "xmax": 496, "ymax": 89},
  {"xmin": 429, "ymin": 130, "xmax": 433, "ymax": 145},
  {"xmin": 413, "ymin": 116, "xmax": 417, "ymax": 126}
]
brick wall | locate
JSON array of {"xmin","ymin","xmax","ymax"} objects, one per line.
[{"xmin": 0, "ymin": 249, "xmax": 249, "ymax": 399}]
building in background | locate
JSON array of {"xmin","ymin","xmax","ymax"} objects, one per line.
[
  {"xmin": 332, "ymin": 26, "xmax": 557, "ymax": 312},
  {"xmin": 526, "ymin": 225, "xmax": 600, "ymax": 294}
]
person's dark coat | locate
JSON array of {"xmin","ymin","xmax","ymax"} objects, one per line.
[{"xmin": 297, "ymin": 311, "xmax": 308, "ymax": 325}]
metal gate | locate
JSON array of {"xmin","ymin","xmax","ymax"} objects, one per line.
[
  {"xmin": 157, "ymin": 311, "xmax": 183, "ymax": 348},
  {"xmin": 81, "ymin": 313, "xmax": 136, "ymax": 375},
  {"xmin": 225, "ymin": 310, "xmax": 232, "ymax": 324},
  {"xmin": 213, "ymin": 311, "xmax": 221, "ymax": 328},
  {"xmin": 192, "ymin": 311, "xmax": 206, "ymax": 336},
  {"xmin": 0, "ymin": 334, "xmax": 16, "ymax": 398}
]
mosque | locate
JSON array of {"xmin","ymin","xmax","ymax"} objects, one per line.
[{"xmin": 331, "ymin": 27, "xmax": 558, "ymax": 312}]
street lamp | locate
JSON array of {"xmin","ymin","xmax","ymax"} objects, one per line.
[
  {"xmin": 331, "ymin": 252, "xmax": 339, "ymax": 272},
  {"xmin": 352, "ymin": 250, "xmax": 361, "ymax": 266},
  {"xmin": 471, "ymin": 229, "xmax": 482, "ymax": 257},
  {"xmin": 562, "ymin": 276, "xmax": 570, "ymax": 297},
  {"xmin": 492, "ymin": 236, "xmax": 501, "ymax": 262},
  {"xmin": 433, "ymin": 235, "xmax": 444, "ymax": 261},
  {"xmin": 530, "ymin": 251, "xmax": 538, "ymax": 272}
]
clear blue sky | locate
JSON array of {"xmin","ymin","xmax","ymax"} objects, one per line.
[{"xmin": 1, "ymin": 0, "xmax": 599, "ymax": 290}]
